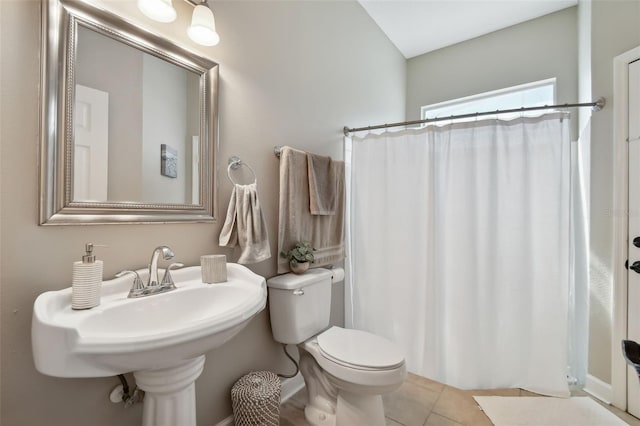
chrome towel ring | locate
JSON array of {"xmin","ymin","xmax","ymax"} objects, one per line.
[{"xmin": 227, "ymin": 156, "xmax": 257, "ymax": 185}]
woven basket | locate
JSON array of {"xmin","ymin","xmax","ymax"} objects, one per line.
[{"xmin": 231, "ymin": 371, "xmax": 281, "ymax": 426}]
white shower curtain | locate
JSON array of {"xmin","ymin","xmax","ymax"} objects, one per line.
[{"xmin": 346, "ymin": 113, "xmax": 576, "ymax": 397}]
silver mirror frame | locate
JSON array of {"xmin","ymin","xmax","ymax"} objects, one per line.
[{"xmin": 40, "ymin": 0, "xmax": 219, "ymax": 225}]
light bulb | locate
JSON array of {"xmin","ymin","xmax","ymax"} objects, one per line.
[
  {"xmin": 137, "ymin": 0, "xmax": 177, "ymax": 23},
  {"xmin": 188, "ymin": 4, "xmax": 220, "ymax": 46}
]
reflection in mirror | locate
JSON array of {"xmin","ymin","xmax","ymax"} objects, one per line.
[
  {"xmin": 74, "ymin": 25, "xmax": 201, "ymax": 205},
  {"xmin": 40, "ymin": 0, "xmax": 218, "ymax": 224}
]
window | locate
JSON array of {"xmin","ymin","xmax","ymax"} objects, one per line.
[{"xmin": 420, "ymin": 78, "xmax": 556, "ymax": 126}]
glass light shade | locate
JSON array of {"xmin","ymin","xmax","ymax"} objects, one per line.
[
  {"xmin": 137, "ymin": 0, "xmax": 177, "ymax": 23},
  {"xmin": 188, "ymin": 5, "xmax": 220, "ymax": 46}
]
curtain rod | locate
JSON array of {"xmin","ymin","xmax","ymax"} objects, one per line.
[{"xmin": 343, "ymin": 97, "xmax": 606, "ymax": 136}]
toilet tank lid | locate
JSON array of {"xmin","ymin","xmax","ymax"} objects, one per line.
[{"xmin": 267, "ymin": 268, "xmax": 333, "ymax": 290}]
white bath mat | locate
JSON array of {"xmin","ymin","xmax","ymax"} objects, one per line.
[{"xmin": 474, "ymin": 396, "xmax": 628, "ymax": 426}]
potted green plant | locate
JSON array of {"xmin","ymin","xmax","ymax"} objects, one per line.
[{"xmin": 281, "ymin": 241, "xmax": 316, "ymax": 274}]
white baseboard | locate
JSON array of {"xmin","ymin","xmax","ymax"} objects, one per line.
[
  {"xmin": 213, "ymin": 374, "xmax": 305, "ymax": 426},
  {"xmin": 214, "ymin": 415, "xmax": 234, "ymax": 426},
  {"xmin": 280, "ymin": 373, "xmax": 305, "ymax": 402},
  {"xmin": 584, "ymin": 373, "xmax": 613, "ymax": 404}
]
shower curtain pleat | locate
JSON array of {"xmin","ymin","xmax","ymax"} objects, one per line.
[
  {"xmin": 567, "ymin": 119, "xmax": 591, "ymax": 385},
  {"xmin": 347, "ymin": 113, "xmax": 575, "ymax": 397}
]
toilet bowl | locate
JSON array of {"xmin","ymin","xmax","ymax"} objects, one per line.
[
  {"xmin": 266, "ymin": 268, "xmax": 407, "ymax": 426},
  {"xmin": 299, "ymin": 327, "xmax": 406, "ymax": 426}
]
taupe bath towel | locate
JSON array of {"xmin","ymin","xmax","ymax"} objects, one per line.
[
  {"xmin": 307, "ymin": 153, "xmax": 337, "ymax": 215},
  {"xmin": 219, "ymin": 183, "xmax": 271, "ymax": 264},
  {"xmin": 278, "ymin": 146, "xmax": 345, "ymax": 273}
]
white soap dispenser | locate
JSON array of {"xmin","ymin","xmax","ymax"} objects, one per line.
[{"xmin": 71, "ymin": 243, "xmax": 104, "ymax": 310}]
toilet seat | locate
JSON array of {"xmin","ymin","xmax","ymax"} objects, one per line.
[
  {"xmin": 301, "ymin": 327, "xmax": 407, "ymax": 392},
  {"xmin": 317, "ymin": 327, "xmax": 404, "ymax": 371}
]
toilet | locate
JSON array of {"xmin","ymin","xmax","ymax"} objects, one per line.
[{"xmin": 267, "ymin": 267, "xmax": 406, "ymax": 426}]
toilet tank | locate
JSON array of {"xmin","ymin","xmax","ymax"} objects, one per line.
[{"xmin": 267, "ymin": 268, "xmax": 343, "ymax": 344}]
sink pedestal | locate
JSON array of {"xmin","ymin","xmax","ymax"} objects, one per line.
[{"xmin": 134, "ymin": 356, "xmax": 206, "ymax": 426}]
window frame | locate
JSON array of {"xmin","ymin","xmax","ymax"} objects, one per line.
[{"xmin": 420, "ymin": 78, "xmax": 557, "ymax": 126}]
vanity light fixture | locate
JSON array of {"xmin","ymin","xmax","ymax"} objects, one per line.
[
  {"xmin": 137, "ymin": 0, "xmax": 220, "ymax": 47},
  {"xmin": 187, "ymin": 1, "xmax": 220, "ymax": 46},
  {"xmin": 137, "ymin": 0, "xmax": 177, "ymax": 23}
]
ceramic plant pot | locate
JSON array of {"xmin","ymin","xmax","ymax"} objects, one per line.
[{"xmin": 290, "ymin": 261, "xmax": 309, "ymax": 274}]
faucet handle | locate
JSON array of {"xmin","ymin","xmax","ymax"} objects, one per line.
[
  {"xmin": 161, "ymin": 263, "xmax": 184, "ymax": 289},
  {"xmin": 116, "ymin": 270, "xmax": 145, "ymax": 298}
]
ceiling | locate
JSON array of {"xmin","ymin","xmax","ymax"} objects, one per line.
[{"xmin": 358, "ymin": 0, "xmax": 578, "ymax": 59}]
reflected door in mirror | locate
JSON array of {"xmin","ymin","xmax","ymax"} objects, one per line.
[{"xmin": 74, "ymin": 85, "xmax": 109, "ymax": 201}]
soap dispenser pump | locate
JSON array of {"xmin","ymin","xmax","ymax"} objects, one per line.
[{"xmin": 71, "ymin": 243, "xmax": 104, "ymax": 310}]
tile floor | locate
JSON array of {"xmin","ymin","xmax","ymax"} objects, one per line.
[{"xmin": 279, "ymin": 373, "xmax": 640, "ymax": 426}]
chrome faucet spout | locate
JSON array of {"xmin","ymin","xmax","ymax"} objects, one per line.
[{"xmin": 148, "ymin": 246, "xmax": 175, "ymax": 287}]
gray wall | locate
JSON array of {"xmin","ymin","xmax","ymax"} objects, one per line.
[
  {"xmin": 0, "ymin": 1, "xmax": 405, "ymax": 426},
  {"xmin": 587, "ymin": 0, "xmax": 640, "ymax": 384},
  {"xmin": 406, "ymin": 7, "xmax": 578, "ymax": 138},
  {"xmin": 141, "ymin": 54, "xmax": 189, "ymax": 204}
]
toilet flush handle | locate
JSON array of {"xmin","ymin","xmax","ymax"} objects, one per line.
[{"xmin": 293, "ymin": 289, "xmax": 304, "ymax": 296}]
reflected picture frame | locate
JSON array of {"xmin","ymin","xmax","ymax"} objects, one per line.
[{"xmin": 161, "ymin": 144, "xmax": 178, "ymax": 178}]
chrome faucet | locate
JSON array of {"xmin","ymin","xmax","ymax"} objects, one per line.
[
  {"xmin": 117, "ymin": 246, "xmax": 183, "ymax": 298},
  {"xmin": 148, "ymin": 246, "xmax": 175, "ymax": 287}
]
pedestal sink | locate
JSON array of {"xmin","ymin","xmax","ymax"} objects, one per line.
[{"xmin": 32, "ymin": 263, "xmax": 266, "ymax": 426}]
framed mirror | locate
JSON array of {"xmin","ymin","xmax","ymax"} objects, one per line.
[{"xmin": 40, "ymin": 0, "xmax": 219, "ymax": 224}]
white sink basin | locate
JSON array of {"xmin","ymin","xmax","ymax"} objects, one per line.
[{"xmin": 32, "ymin": 263, "xmax": 266, "ymax": 377}]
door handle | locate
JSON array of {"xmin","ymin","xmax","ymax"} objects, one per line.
[
  {"xmin": 634, "ymin": 237, "xmax": 640, "ymax": 248},
  {"xmin": 631, "ymin": 261, "xmax": 640, "ymax": 274}
]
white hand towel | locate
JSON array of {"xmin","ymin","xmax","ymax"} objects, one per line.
[{"xmin": 219, "ymin": 183, "xmax": 271, "ymax": 264}]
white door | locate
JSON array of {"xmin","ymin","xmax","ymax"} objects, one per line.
[
  {"xmin": 627, "ymin": 58, "xmax": 640, "ymax": 418},
  {"xmin": 74, "ymin": 85, "xmax": 109, "ymax": 201}
]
